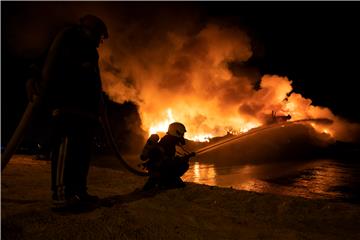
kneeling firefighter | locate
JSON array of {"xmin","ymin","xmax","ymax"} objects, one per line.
[{"xmin": 140, "ymin": 122, "xmax": 196, "ymax": 190}]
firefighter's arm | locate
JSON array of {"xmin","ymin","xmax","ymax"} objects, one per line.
[
  {"xmin": 188, "ymin": 152, "xmax": 196, "ymax": 157},
  {"xmin": 182, "ymin": 152, "xmax": 196, "ymax": 162}
]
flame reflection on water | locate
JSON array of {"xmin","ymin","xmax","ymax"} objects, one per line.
[
  {"xmin": 183, "ymin": 159, "xmax": 359, "ymax": 200},
  {"xmin": 192, "ymin": 161, "xmax": 216, "ymax": 186}
]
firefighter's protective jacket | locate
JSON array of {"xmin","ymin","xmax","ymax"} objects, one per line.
[{"xmin": 41, "ymin": 25, "xmax": 102, "ymax": 119}]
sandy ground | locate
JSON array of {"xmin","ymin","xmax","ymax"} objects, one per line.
[{"xmin": 2, "ymin": 155, "xmax": 360, "ymax": 240}]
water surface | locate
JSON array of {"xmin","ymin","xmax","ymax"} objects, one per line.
[{"xmin": 183, "ymin": 158, "xmax": 360, "ymax": 202}]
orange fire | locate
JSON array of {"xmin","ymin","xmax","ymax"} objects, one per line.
[
  {"xmin": 145, "ymin": 108, "xmax": 261, "ymax": 142},
  {"xmin": 148, "ymin": 108, "xmax": 175, "ymax": 136},
  {"xmin": 100, "ymin": 23, "xmax": 358, "ymax": 143},
  {"xmin": 143, "ymin": 107, "xmax": 261, "ymax": 142},
  {"xmin": 139, "ymin": 75, "xmax": 338, "ymax": 142}
]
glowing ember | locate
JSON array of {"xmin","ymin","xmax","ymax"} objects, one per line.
[{"xmin": 321, "ymin": 128, "xmax": 333, "ymax": 137}]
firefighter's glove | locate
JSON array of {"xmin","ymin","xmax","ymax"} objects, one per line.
[{"xmin": 188, "ymin": 152, "xmax": 196, "ymax": 158}]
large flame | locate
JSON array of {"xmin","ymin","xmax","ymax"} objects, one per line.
[
  {"xmin": 100, "ymin": 21, "xmax": 359, "ymax": 143},
  {"xmin": 141, "ymin": 75, "xmax": 335, "ymax": 142},
  {"xmin": 148, "ymin": 108, "xmax": 175, "ymax": 136},
  {"xmin": 146, "ymin": 108, "xmax": 260, "ymax": 142}
]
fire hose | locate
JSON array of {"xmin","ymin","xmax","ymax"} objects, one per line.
[
  {"xmin": 158, "ymin": 118, "xmax": 333, "ymax": 161},
  {"xmin": 193, "ymin": 118, "xmax": 333, "ymax": 156},
  {"xmin": 100, "ymin": 97, "xmax": 148, "ymax": 176},
  {"xmin": 1, "ymin": 94, "xmax": 332, "ymax": 174},
  {"xmin": 1, "ymin": 95, "xmax": 149, "ymax": 176}
]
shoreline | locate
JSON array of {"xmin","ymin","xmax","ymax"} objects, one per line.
[{"xmin": 2, "ymin": 155, "xmax": 360, "ymax": 239}]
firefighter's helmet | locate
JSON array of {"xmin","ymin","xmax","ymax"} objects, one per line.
[
  {"xmin": 80, "ymin": 14, "xmax": 109, "ymax": 39},
  {"xmin": 167, "ymin": 122, "xmax": 187, "ymax": 138}
]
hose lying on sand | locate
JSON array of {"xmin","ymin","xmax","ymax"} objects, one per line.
[
  {"xmin": 1, "ymin": 96, "xmax": 149, "ymax": 176},
  {"xmin": 100, "ymin": 97, "xmax": 148, "ymax": 176}
]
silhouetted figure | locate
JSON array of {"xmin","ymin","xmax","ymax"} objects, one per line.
[
  {"xmin": 141, "ymin": 122, "xmax": 195, "ymax": 191},
  {"xmin": 267, "ymin": 110, "xmax": 291, "ymax": 124},
  {"xmin": 39, "ymin": 15, "xmax": 108, "ymax": 211}
]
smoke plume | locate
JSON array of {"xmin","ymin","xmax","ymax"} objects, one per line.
[
  {"xmin": 3, "ymin": 3, "xmax": 360, "ymax": 142},
  {"xmin": 99, "ymin": 11, "xmax": 359, "ymax": 142}
]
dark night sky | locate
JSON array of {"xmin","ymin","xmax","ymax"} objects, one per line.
[
  {"xmin": 242, "ymin": 3, "xmax": 360, "ymax": 122},
  {"xmin": 205, "ymin": 2, "xmax": 360, "ymax": 122},
  {"xmin": 2, "ymin": 2, "xmax": 360, "ymax": 144}
]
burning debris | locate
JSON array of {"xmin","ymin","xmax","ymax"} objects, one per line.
[{"xmin": 265, "ymin": 111, "xmax": 292, "ymax": 125}]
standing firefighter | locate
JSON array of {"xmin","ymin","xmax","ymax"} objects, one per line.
[
  {"xmin": 141, "ymin": 122, "xmax": 196, "ymax": 190},
  {"xmin": 40, "ymin": 15, "xmax": 108, "ymax": 210}
]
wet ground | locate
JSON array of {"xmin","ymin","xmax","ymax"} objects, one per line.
[{"xmin": 183, "ymin": 158, "xmax": 360, "ymax": 203}]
